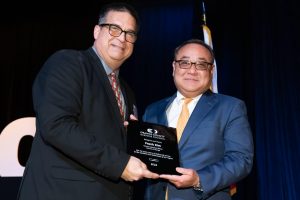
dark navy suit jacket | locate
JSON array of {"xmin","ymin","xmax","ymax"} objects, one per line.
[
  {"xmin": 18, "ymin": 48, "xmax": 136, "ymax": 200},
  {"xmin": 142, "ymin": 91, "xmax": 254, "ymax": 200}
]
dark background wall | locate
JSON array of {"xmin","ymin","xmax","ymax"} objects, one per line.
[{"xmin": 1, "ymin": 0, "xmax": 299, "ymax": 199}]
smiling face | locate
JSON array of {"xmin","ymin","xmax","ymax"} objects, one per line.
[
  {"xmin": 93, "ymin": 10, "xmax": 137, "ymax": 70},
  {"xmin": 173, "ymin": 43, "xmax": 214, "ymax": 98}
]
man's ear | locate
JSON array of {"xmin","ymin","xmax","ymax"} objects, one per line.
[
  {"xmin": 93, "ymin": 25, "xmax": 101, "ymax": 40},
  {"xmin": 172, "ymin": 61, "xmax": 176, "ymax": 77}
]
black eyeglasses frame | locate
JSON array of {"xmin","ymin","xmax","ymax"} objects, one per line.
[
  {"xmin": 99, "ymin": 23, "xmax": 137, "ymax": 43},
  {"xmin": 174, "ymin": 60, "xmax": 213, "ymax": 71}
]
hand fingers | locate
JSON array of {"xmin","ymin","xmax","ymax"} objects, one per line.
[
  {"xmin": 124, "ymin": 157, "xmax": 159, "ymax": 181},
  {"xmin": 176, "ymin": 167, "xmax": 195, "ymax": 176},
  {"xmin": 176, "ymin": 167, "xmax": 188, "ymax": 174},
  {"xmin": 159, "ymin": 174, "xmax": 178, "ymax": 181},
  {"xmin": 124, "ymin": 121, "xmax": 129, "ymax": 126},
  {"xmin": 139, "ymin": 160, "xmax": 159, "ymax": 179},
  {"xmin": 143, "ymin": 169, "xmax": 159, "ymax": 179},
  {"xmin": 130, "ymin": 114, "xmax": 138, "ymax": 120},
  {"xmin": 140, "ymin": 162, "xmax": 147, "ymax": 169}
]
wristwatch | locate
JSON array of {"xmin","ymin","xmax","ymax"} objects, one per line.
[{"xmin": 193, "ymin": 182, "xmax": 204, "ymax": 192}]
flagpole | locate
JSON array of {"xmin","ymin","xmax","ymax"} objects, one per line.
[{"xmin": 201, "ymin": 1, "xmax": 207, "ymax": 26}]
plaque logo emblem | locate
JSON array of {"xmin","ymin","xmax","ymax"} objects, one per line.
[{"xmin": 147, "ymin": 128, "xmax": 158, "ymax": 134}]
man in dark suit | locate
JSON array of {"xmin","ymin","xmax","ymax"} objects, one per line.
[
  {"xmin": 17, "ymin": 3, "xmax": 158, "ymax": 200},
  {"xmin": 142, "ymin": 39, "xmax": 254, "ymax": 200}
]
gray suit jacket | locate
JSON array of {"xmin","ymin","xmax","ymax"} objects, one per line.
[
  {"xmin": 142, "ymin": 91, "xmax": 254, "ymax": 200},
  {"xmin": 17, "ymin": 48, "xmax": 136, "ymax": 200}
]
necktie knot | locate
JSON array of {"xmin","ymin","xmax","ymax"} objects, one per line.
[
  {"xmin": 109, "ymin": 72, "xmax": 117, "ymax": 83},
  {"xmin": 110, "ymin": 72, "xmax": 116, "ymax": 78},
  {"xmin": 183, "ymin": 97, "xmax": 193, "ymax": 105}
]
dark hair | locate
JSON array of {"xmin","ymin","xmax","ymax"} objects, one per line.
[
  {"xmin": 174, "ymin": 39, "xmax": 215, "ymax": 63},
  {"xmin": 98, "ymin": 2, "xmax": 140, "ymax": 32}
]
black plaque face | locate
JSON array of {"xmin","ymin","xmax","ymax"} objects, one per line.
[{"xmin": 127, "ymin": 120, "xmax": 180, "ymax": 175}]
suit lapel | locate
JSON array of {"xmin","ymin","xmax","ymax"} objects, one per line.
[
  {"xmin": 159, "ymin": 95, "xmax": 176, "ymax": 126},
  {"xmin": 178, "ymin": 91, "xmax": 217, "ymax": 149}
]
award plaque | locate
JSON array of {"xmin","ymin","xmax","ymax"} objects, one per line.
[{"xmin": 127, "ymin": 120, "xmax": 180, "ymax": 175}]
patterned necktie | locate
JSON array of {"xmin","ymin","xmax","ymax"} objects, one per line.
[
  {"xmin": 109, "ymin": 72, "xmax": 124, "ymax": 119},
  {"xmin": 176, "ymin": 98, "xmax": 193, "ymax": 142}
]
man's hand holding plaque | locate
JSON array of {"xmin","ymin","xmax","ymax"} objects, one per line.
[{"xmin": 127, "ymin": 120, "xmax": 180, "ymax": 175}]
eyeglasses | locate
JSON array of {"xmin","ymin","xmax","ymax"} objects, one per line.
[
  {"xmin": 99, "ymin": 23, "xmax": 137, "ymax": 43},
  {"xmin": 174, "ymin": 60, "xmax": 213, "ymax": 71}
]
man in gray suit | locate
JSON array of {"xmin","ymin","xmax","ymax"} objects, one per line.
[
  {"xmin": 17, "ymin": 3, "xmax": 158, "ymax": 200},
  {"xmin": 142, "ymin": 39, "xmax": 254, "ymax": 200}
]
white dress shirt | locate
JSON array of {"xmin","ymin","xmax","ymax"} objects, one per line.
[{"xmin": 166, "ymin": 91, "xmax": 202, "ymax": 128}]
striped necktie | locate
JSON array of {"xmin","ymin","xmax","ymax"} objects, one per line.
[{"xmin": 109, "ymin": 72, "xmax": 124, "ymax": 119}]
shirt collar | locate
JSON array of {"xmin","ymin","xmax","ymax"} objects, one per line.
[
  {"xmin": 92, "ymin": 46, "xmax": 119, "ymax": 77},
  {"xmin": 175, "ymin": 91, "xmax": 202, "ymax": 105}
]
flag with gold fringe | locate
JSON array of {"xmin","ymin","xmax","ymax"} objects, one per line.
[
  {"xmin": 201, "ymin": 0, "xmax": 237, "ymax": 196},
  {"xmin": 201, "ymin": 1, "xmax": 218, "ymax": 93}
]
